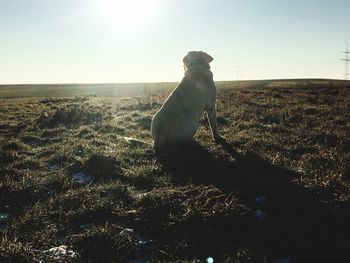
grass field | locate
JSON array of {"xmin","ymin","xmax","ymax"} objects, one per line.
[{"xmin": 0, "ymin": 79, "xmax": 349, "ymax": 262}]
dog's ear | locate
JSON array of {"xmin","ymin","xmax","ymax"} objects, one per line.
[
  {"xmin": 207, "ymin": 54, "xmax": 213, "ymax": 63},
  {"xmin": 202, "ymin": 52, "xmax": 213, "ymax": 63}
]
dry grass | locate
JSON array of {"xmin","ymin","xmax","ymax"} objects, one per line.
[{"xmin": 0, "ymin": 79, "xmax": 349, "ymax": 262}]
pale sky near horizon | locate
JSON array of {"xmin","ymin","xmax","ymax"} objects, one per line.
[{"xmin": 0, "ymin": 0, "xmax": 349, "ymax": 84}]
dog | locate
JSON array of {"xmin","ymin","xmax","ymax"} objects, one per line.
[{"xmin": 151, "ymin": 51, "xmax": 225, "ymax": 149}]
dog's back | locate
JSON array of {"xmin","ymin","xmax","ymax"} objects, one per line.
[{"xmin": 151, "ymin": 80, "xmax": 199, "ymax": 148}]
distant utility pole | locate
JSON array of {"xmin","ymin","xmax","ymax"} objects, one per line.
[{"xmin": 342, "ymin": 43, "xmax": 350, "ymax": 80}]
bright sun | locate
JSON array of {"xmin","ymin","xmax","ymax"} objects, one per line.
[{"xmin": 87, "ymin": 0, "xmax": 158, "ymax": 30}]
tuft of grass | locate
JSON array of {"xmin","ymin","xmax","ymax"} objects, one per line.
[
  {"xmin": 0, "ymin": 241, "xmax": 38, "ymax": 263},
  {"xmin": 70, "ymin": 154, "xmax": 121, "ymax": 182},
  {"xmin": 1, "ymin": 140, "xmax": 27, "ymax": 151},
  {"xmin": 37, "ymin": 104, "xmax": 102, "ymax": 128},
  {"xmin": 69, "ymin": 225, "xmax": 135, "ymax": 262}
]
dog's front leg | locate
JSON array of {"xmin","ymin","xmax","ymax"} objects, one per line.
[{"xmin": 205, "ymin": 105, "xmax": 225, "ymax": 143}]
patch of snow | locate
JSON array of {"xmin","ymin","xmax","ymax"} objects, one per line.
[
  {"xmin": 48, "ymin": 163, "xmax": 59, "ymax": 170},
  {"xmin": 255, "ymin": 209, "xmax": 267, "ymax": 221},
  {"xmin": 119, "ymin": 228, "xmax": 135, "ymax": 240},
  {"xmin": 137, "ymin": 236, "xmax": 157, "ymax": 250},
  {"xmin": 0, "ymin": 213, "xmax": 11, "ymax": 223},
  {"xmin": 72, "ymin": 172, "xmax": 92, "ymax": 185},
  {"xmin": 43, "ymin": 245, "xmax": 77, "ymax": 258},
  {"xmin": 79, "ymin": 223, "xmax": 93, "ymax": 230},
  {"xmin": 120, "ymin": 228, "xmax": 158, "ymax": 263}
]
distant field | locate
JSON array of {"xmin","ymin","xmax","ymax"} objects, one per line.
[
  {"xmin": 0, "ymin": 78, "xmax": 349, "ymax": 262},
  {"xmin": 0, "ymin": 82, "xmax": 177, "ymax": 97},
  {"xmin": 1, "ymin": 79, "xmax": 348, "ymax": 98}
]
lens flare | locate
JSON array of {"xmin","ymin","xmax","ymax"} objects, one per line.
[{"xmin": 86, "ymin": 0, "xmax": 158, "ymax": 30}]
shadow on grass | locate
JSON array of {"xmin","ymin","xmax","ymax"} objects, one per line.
[{"xmin": 156, "ymin": 140, "xmax": 349, "ymax": 262}]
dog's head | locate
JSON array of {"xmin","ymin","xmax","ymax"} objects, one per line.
[{"xmin": 183, "ymin": 51, "xmax": 213, "ymax": 71}]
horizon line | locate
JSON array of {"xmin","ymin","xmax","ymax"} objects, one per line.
[{"xmin": 0, "ymin": 78, "xmax": 347, "ymax": 86}]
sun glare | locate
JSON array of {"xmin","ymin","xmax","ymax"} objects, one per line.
[{"xmin": 86, "ymin": 0, "xmax": 158, "ymax": 30}]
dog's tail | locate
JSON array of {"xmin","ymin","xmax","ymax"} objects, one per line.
[{"xmin": 123, "ymin": 137, "xmax": 152, "ymax": 147}]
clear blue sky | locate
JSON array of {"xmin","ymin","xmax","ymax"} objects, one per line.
[{"xmin": 0, "ymin": 0, "xmax": 349, "ymax": 84}]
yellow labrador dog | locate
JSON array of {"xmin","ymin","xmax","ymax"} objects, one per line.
[{"xmin": 151, "ymin": 51, "xmax": 224, "ymax": 149}]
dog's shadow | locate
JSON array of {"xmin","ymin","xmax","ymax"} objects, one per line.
[
  {"xmin": 156, "ymin": 140, "xmax": 348, "ymax": 262},
  {"xmin": 157, "ymin": 140, "xmax": 295, "ymax": 194}
]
